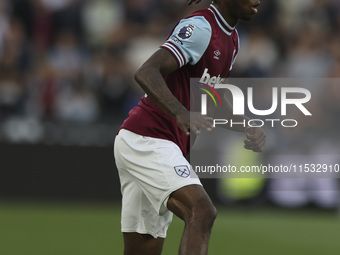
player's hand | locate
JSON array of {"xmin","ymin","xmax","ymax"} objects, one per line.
[
  {"xmin": 187, "ymin": 0, "xmax": 202, "ymax": 5},
  {"xmin": 244, "ymin": 126, "xmax": 266, "ymax": 152},
  {"xmin": 176, "ymin": 111, "xmax": 214, "ymax": 136}
]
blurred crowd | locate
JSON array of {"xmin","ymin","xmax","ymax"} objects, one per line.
[
  {"xmin": 0, "ymin": 0, "xmax": 339, "ymax": 208},
  {"xmin": 0, "ymin": 0, "xmax": 193, "ymax": 124},
  {"xmin": 0, "ymin": 0, "xmax": 339, "ymax": 125}
]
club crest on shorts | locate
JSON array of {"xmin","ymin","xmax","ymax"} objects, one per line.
[
  {"xmin": 177, "ymin": 24, "xmax": 195, "ymax": 40},
  {"xmin": 174, "ymin": 165, "xmax": 190, "ymax": 178}
]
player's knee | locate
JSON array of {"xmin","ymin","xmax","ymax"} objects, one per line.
[
  {"xmin": 190, "ymin": 201, "xmax": 217, "ymax": 231},
  {"xmin": 201, "ymin": 203, "xmax": 217, "ymax": 227}
]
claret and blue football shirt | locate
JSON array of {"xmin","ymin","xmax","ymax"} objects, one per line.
[{"xmin": 120, "ymin": 4, "xmax": 240, "ymax": 156}]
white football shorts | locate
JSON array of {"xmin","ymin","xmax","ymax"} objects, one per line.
[{"xmin": 114, "ymin": 129, "xmax": 202, "ymax": 238}]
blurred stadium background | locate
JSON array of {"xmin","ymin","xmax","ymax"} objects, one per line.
[{"xmin": 0, "ymin": 0, "xmax": 339, "ymax": 254}]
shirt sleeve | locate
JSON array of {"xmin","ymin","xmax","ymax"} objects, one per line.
[{"xmin": 161, "ymin": 16, "xmax": 212, "ymax": 68}]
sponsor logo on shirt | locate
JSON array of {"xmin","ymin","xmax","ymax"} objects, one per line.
[
  {"xmin": 177, "ymin": 24, "xmax": 195, "ymax": 40},
  {"xmin": 199, "ymin": 68, "xmax": 225, "ymax": 87}
]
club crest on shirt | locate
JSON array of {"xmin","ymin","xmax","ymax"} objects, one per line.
[
  {"xmin": 177, "ymin": 24, "xmax": 195, "ymax": 40},
  {"xmin": 174, "ymin": 165, "xmax": 190, "ymax": 178}
]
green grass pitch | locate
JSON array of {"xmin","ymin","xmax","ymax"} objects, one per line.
[{"xmin": 0, "ymin": 201, "xmax": 339, "ymax": 255}]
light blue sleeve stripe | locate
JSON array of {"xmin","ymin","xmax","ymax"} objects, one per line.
[{"xmin": 164, "ymin": 16, "xmax": 212, "ymax": 66}]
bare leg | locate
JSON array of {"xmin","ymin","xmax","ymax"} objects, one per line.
[
  {"xmin": 123, "ymin": 233, "xmax": 164, "ymax": 255},
  {"xmin": 167, "ymin": 184, "xmax": 217, "ymax": 255}
]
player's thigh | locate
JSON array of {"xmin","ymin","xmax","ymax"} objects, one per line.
[
  {"xmin": 123, "ymin": 233, "xmax": 164, "ymax": 255},
  {"xmin": 167, "ymin": 184, "xmax": 216, "ymax": 222},
  {"xmin": 115, "ymin": 129, "xmax": 202, "ymax": 214}
]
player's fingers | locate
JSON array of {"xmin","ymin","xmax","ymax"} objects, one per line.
[
  {"xmin": 197, "ymin": 118, "xmax": 214, "ymax": 132},
  {"xmin": 201, "ymin": 116, "xmax": 214, "ymax": 130},
  {"xmin": 244, "ymin": 133, "xmax": 264, "ymax": 145},
  {"xmin": 244, "ymin": 143, "xmax": 259, "ymax": 151},
  {"xmin": 201, "ymin": 115, "xmax": 214, "ymax": 121},
  {"xmin": 251, "ymin": 132, "xmax": 266, "ymax": 144},
  {"xmin": 251, "ymin": 139, "xmax": 266, "ymax": 152},
  {"xmin": 245, "ymin": 125, "xmax": 255, "ymax": 133},
  {"xmin": 256, "ymin": 139, "xmax": 266, "ymax": 152},
  {"xmin": 246, "ymin": 129, "xmax": 266, "ymax": 143},
  {"xmin": 191, "ymin": 115, "xmax": 214, "ymax": 132},
  {"xmin": 190, "ymin": 125, "xmax": 201, "ymax": 135},
  {"xmin": 192, "ymin": 117, "xmax": 214, "ymax": 134},
  {"xmin": 245, "ymin": 126, "xmax": 258, "ymax": 140},
  {"xmin": 191, "ymin": 121, "xmax": 207, "ymax": 134},
  {"xmin": 244, "ymin": 139, "xmax": 256, "ymax": 149},
  {"xmin": 244, "ymin": 139, "xmax": 253, "ymax": 146},
  {"xmin": 244, "ymin": 137, "xmax": 260, "ymax": 147},
  {"xmin": 178, "ymin": 123, "xmax": 190, "ymax": 136},
  {"xmin": 180, "ymin": 119, "xmax": 210, "ymax": 135},
  {"xmin": 246, "ymin": 126, "xmax": 266, "ymax": 140}
]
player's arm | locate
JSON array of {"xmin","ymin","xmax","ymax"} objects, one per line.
[
  {"xmin": 134, "ymin": 48, "xmax": 213, "ymax": 136},
  {"xmin": 212, "ymin": 90, "xmax": 266, "ymax": 152}
]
